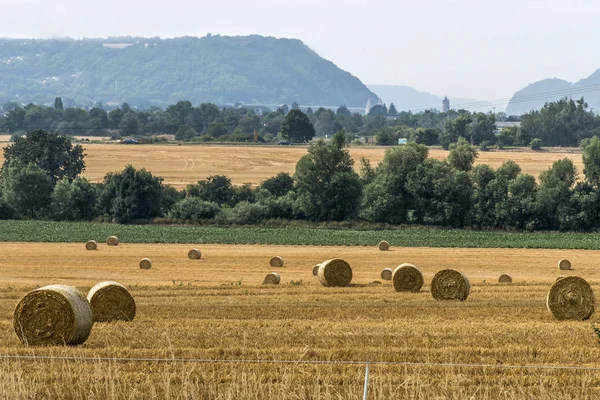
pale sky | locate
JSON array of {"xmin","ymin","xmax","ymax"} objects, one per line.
[{"xmin": 1, "ymin": 0, "xmax": 599, "ymax": 102}]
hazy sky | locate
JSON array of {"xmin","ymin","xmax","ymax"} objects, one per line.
[{"xmin": 1, "ymin": 0, "xmax": 599, "ymax": 102}]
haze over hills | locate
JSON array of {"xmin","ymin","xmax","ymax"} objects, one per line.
[
  {"xmin": 0, "ymin": 35, "xmax": 379, "ymax": 109},
  {"xmin": 506, "ymin": 71, "xmax": 600, "ymax": 115},
  {"xmin": 368, "ymin": 85, "xmax": 500, "ymax": 113}
]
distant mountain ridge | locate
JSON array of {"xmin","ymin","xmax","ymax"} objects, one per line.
[
  {"xmin": 0, "ymin": 35, "xmax": 379, "ymax": 108},
  {"xmin": 368, "ymin": 85, "xmax": 498, "ymax": 113},
  {"xmin": 506, "ymin": 71, "xmax": 600, "ymax": 115}
]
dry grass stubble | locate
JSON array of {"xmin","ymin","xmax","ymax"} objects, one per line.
[{"xmin": 1, "ymin": 243, "xmax": 600, "ymax": 397}]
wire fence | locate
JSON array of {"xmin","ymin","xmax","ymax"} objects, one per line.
[{"xmin": 1, "ymin": 354, "xmax": 600, "ymax": 372}]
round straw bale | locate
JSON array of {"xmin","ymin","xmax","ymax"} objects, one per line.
[
  {"xmin": 558, "ymin": 259, "xmax": 572, "ymax": 271},
  {"xmin": 431, "ymin": 269, "xmax": 470, "ymax": 301},
  {"xmin": 13, "ymin": 285, "xmax": 93, "ymax": 346},
  {"xmin": 498, "ymin": 274, "xmax": 513, "ymax": 284},
  {"xmin": 270, "ymin": 256, "xmax": 284, "ymax": 267},
  {"xmin": 318, "ymin": 259, "xmax": 353, "ymax": 287},
  {"xmin": 87, "ymin": 281, "xmax": 136, "ymax": 322},
  {"xmin": 380, "ymin": 268, "xmax": 393, "ymax": 281},
  {"xmin": 263, "ymin": 272, "xmax": 281, "ymax": 285},
  {"xmin": 312, "ymin": 264, "xmax": 320, "ymax": 276},
  {"xmin": 547, "ymin": 276, "xmax": 595, "ymax": 320},
  {"xmin": 85, "ymin": 240, "xmax": 97, "ymax": 251},
  {"xmin": 139, "ymin": 258, "xmax": 152, "ymax": 270},
  {"xmin": 392, "ymin": 263, "xmax": 424, "ymax": 293},
  {"xmin": 188, "ymin": 249, "xmax": 201, "ymax": 260},
  {"xmin": 378, "ymin": 241, "xmax": 390, "ymax": 251},
  {"xmin": 106, "ymin": 236, "xmax": 119, "ymax": 246}
]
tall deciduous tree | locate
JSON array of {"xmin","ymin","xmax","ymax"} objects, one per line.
[
  {"xmin": 1, "ymin": 160, "xmax": 53, "ymax": 218},
  {"xmin": 2, "ymin": 129, "xmax": 85, "ymax": 182},
  {"xmin": 281, "ymin": 109, "xmax": 315, "ymax": 143},
  {"xmin": 295, "ymin": 131, "xmax": 361, "ymax": 220}
]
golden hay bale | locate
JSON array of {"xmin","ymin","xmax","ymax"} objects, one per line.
[
  {"xmin": 368, "ymin": 281, "xmax": 383, "ymax": 287},
  {"xmin": 85, "ymin": 240, "xmax": 97, "ymax": 251},
  {"xmin": 378, "ymin": 241, "xmax": 390, "ymax": 251},
  {"xmin": 318, "ymin": 259, "xmax": 353, "ymax": 287},
  {"xmin": 380, "ymin": 268, "xmax": 393, "ymax": 281},
  {"xmin": 558, "ymin": 259, "xmax": 572, "ymax": 271},
  {"xmin": 431, "ymin": 269, "xmax": 470, "ymax": 301},
  {"xmin": 546, "ymin": 276, "xmax": 595, "ymax": 321},
  {"xmin": 312, "ymin": 264, "xmax": 320, "ymax": 276},
  {"xmin": 262, "ymin": 272, "xmax": 281, "ymax": 285},
  {"xmin": 188, "ymin": 249, "xmax": 201, "ymax": 260},
  {"xmin": 139, "ymin": 258, "xmax": 152, "ymax": 270},
  {"xmin": 106, "ymin": 236, "xmax": 119, "ymax": 246},
  {"xmin": 13, "ymin": 285, "xmax": 93, "ymax": 346},
  {"xmin": 498, "ymin": 274, "xmax": 513, "ymax": 284},
  {"xmin": 270, "ymin": 256, "xmax": 284, "ymax": 267},
  {"xmin": 87, "ymin": 281, "xmax": 136, "ymax": 322},
  {"xmin": 392, "ymin": 263, "xmax": 424, "ymax": 293}
]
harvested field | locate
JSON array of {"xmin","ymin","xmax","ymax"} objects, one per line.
[
  {"xmin": 1, "ymin": 242, "xmax": 600, "ymax": 398},
  {"xmin": 0, "ymin": 144, "xmax": 583, "ymax": 188}
]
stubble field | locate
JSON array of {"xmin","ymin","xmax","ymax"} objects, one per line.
[
  {"xmin": 0, "ymin": 143, "xmax": 583, "ymax": 188},
  {"xmin": 1, "ymin": 242, "xmax": 600, "ymax": 399}
]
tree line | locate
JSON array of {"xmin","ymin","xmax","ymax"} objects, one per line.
[
  {"xmin": 2, "ymin": 97, "xmax": 598, "ymax": 148},
  {"xmin": 4, "ymin": 128, "xmax": 600, "ymax": 232}
]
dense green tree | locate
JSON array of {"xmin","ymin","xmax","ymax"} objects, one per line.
[
  {"xmin": 468, "ymin": 113, "xmax": 496, "ymax": 145},
  {"xmin": 54, "ymin": 97, "xmax": 63, "ymax": 110},
  {"xmin": 442, "ymin": 114, "xmax": 472, "ymax": 149},
  {"xmin": 187, "ymin": 175, "xmax": 235, "ymax": 206},
  {"xmin": 388, "ymin": 103, "xmax": 398, "ymax": 116},
  {"xmin": 336, "ymin": 105, "xmax": 351, "ymax": 117},
  {"xmin": 260, "ymin": 172, "xmax": 294, "ymax": 197},
  {"xmin": 2, "ymin": 129, "xmax": 85, "ymax": 182},
  {"xmin": 534, "ymin": 158, "xmax": 577, "ymax": 230},
  {"xmin": 447, "ymin": 137, "xmax": 478, "ymax": 171},
  {"xmin": 295, "ymin": 132, "xmax": 362, "ymax": 220},
  {"xmin": 406, "ymin": 159, "xmax": 472, "ymax": 227},
  {"xmin": 412, "ymin": 128, "xmax": 440, "ymax": 146},
  {"xmin": 281, "ymin": 109, "xmax": 315, "ymax": 143},
  {"xmin": 1, "ymin": 160, "xmax": 53, "ymax": 218},
  {"xmin": 175, "ymin": 125, "xmax": 196, "ymax": 141},
  {"xmin": 98, "ymin": 165, "xmax": 164, "ymax": 223},
  {"xmin": 360, "ymin": 143, "xmax": 428, "ymax": 224},
  {"xmin": 119, "ymin": 112, "xmax": 140, "ymax": 136},
  {"xmin": 582, "ymin": 136, "xmax": 600, "ymax": 187},
  {"xmin": 51, "ymin": 177, "xmax": 98, "ymax": 221}
]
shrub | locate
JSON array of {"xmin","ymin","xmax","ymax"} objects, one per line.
[
  {"xmin": 217, "ymin": 202, "xmax": 266, "ymax": 225},
  {"xmin": 530, "ymin": 138, "xmax": 543, "ymax": 151},
  {"xmin": 169, "ymin": 197, "xmax": 220, "ymax": 222}
]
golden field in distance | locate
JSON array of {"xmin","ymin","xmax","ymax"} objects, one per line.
[
  {"xmin": 1, "ymin": 242, "xmax": 600, "ymax": 398},
  {"xmin": 0, "ymin": 143, "xmax": 585, "ymax": 188}
]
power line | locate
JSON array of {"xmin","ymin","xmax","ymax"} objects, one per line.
[{"xmin": 1, "ymin": 354, "xmax": 600, "ymax": 372}]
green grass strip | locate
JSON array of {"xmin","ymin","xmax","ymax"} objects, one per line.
[{"xmin": 0, "ymin": 220, "xmax": 599, "ymax": 249}]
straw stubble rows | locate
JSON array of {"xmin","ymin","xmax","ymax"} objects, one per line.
[{"xmin": 0, "ymin": 242, "xmax": 600, "ymax": 398}]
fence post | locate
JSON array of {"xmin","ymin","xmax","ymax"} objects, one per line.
[{"xmin": 362, "ymin": 361, "xmax": 370, "ymax": 400}]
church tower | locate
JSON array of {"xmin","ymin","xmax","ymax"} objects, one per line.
[{"xmin": 443, "ymin": 96, "xmax": 450, "ymax": 112}]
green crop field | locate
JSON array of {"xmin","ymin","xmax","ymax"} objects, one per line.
[{"xmin": 1, "ymin": 220, "xmax": 600, "ymax": 249}]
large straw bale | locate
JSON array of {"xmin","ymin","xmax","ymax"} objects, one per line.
[
  {"xmin": 270, "ymin": 256, "xmax": 284, "ymax": 267},
  {"xmin": 547, "ymin": 276, "xmax": 595, "ymax": 320},
  {"xmin": 392, "ymin": 263, "xmax": 424, "ymax": 293},
  {"xmin": 139, "ymin": 258, "xmax": 152, "ymax": 270},
  {"xmin": 188, "ymin": 249, "xmax": 202, "ymax": 260},
  {"xmin": 263, "ymin": 272, "xmax": 281, "ymax": 285},
  {"xmin": 498, "ymin": 274, "xmax": 513, "ymax": 284},
  {"xmin": 13, "ymin": 285, "xmax": 93, "ymax": 346},
  {"xmin": 378, "ymin": 241, "xmax": 390, "ymax": 251},
  {"xmin": 558, "ymin": 259, "xmax": 572, "ymax": 271},
  {"xmin": 85, "ymin": 240, "xmax": 97, "ymax": 251},
  {"xmin": 431, "ymin": 269, "xmax": 470, "ymax": 301},
  {"xmin": 380, "ymin": 268, "xmax": 393, "ymax": 281},
  {"xmin": 87, "ymin": 281, "xmax": 136, "ymax": 322},
  {"xmin": 106, "ymin": 236, "xmax": 119, "ymax": 246},
  {"xmin": 318, "ymin": 259, "xmax": 352, "ymax": 287}
]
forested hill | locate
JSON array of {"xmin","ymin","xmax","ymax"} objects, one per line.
[
  {"xmin": 506, "ymin": 71, "xmax": 600, "ymax": 116},
  {"xmin": 0, "ymin": 35, "xmax": 378, "ymax": 108}
]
